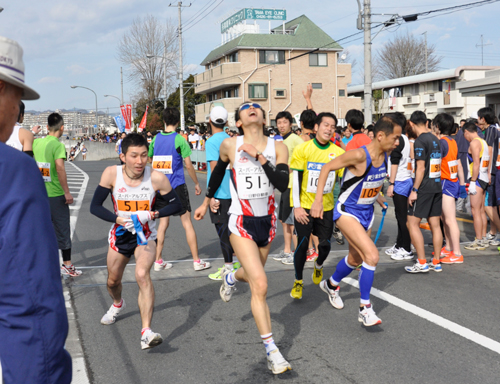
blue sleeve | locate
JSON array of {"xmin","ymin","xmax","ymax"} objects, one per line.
[
  {"xmin": 205, "ymin": 137, "xmax": 219, "ymax": 162},
  {"xmin": 440, "ymin": 138, "xmax": 449, "ymax": 158}
]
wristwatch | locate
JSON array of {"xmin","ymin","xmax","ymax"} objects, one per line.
[
  {"xmin": 389, "ymin": 182, "xmax": 395, "ymax": 186},
  {"xmin": 255, "ymin": 151, "xmax": 262, "ymax": 160},
  {"xmin": 412, "ymin": 187, "xmax": 418, "ymax": 193}
]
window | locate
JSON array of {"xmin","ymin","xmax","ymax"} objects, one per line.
[
  {"xmin": 234, "ymin": 87, "xmax": 239, "ymax": 97},
  {"xmin": 249, "ymin": 84, "xmax": 268, "ymax": 99},
  {"xmin": 275, "ymin": 89, "xmax": 286, "ymax": 98},
  {"xmin": 339, "ymin": 89, "xmax": 346, "ymax": 97},
  {"xmin": 259, "ymin": 50, "xmax": 285, "ymax": 64},
  {"xmin": 309, "ymin": 53, "xmax": 328, "ymax": 67},
  {"xmin": 228, "ymin": 52, "xmax": 238, "ymax": 62},
  {"xmin": 224, "ymin": 89, "xmax": 232, "ymax": 98},
  {"xmin": 404, "ymin": 84, "xmax": 419, "ymax": 96},
  {"xmin": 311, "ymin": 83, "xmax": 322, "ymax": 89}
]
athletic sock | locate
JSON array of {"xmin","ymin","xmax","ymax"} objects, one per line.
[
  {"xmin": 315, "ymin": 261, "xmax": 323, "ymax": 269},
  {"xmin": 418, "ymin": 259, "xmax": 427, "ymax": 265},
  {"xmin": 225, "ymin": 262, "xmax": 234, "ymax": 271},
  {"xmin": 432, "ymin": 258, "xmax": 440, "ymax": 265},
  {"xmin": 360, "ymin": 303, "xmax": 372, "ymax": 311},
  {"xmin": 141, "ymin": 327, "xmax": 151, "ymax": 336},
  {"xmin": 331, "ymin": 256, "xmax": 356, "ymax": 285},
  {"xmin": 327, "ymin": 279, "xmax": 338, "ymax": 291},
  {"xmin": 261, "ymin": 333, "xmax": 277, "ymax": 355},
  {"xmin": 225, "ymin": 272, "xmax": 236, "ymax": 286},
  {"xmin": 113, "ymin": 299, "xmax": 123, "ymax": 308},
  {"xmin": 359, "ymin": 262, "xmax": 376, "ymax": 306},
  {"xmin": 155, "ymin": 259, "xmax": 163, "ymax": 264}
]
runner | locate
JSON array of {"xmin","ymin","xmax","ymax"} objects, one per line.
[
  {"xmin": 194, "ymin": 102, "xmax": 292, "ymax": 374},
  {"xmin": 345, "ymin": 109, "xmax": 371, "ymax": 151},
  {"xmin": 148, "ymin": 107, "xmax": 210, "ymax": 271},
  {"xmin": 404, "ymin": 111, "xmax": 444, "ymax": 273},
  {"xmin": 463, "ymin": 122, "xmax": 489, "ymax": 250},
  {"xmin": 6, "ymin": 101, "xmax": 35, "ymax": 156},
  {"xmin": 115, "ymin": 132, "xmax": 126, "ymax": 164},
  {"xmin": 310, "ymin": 117, "xmax": 399, "ymax": 326},
  {"xmin": 204, "ymin": 106, "xmax": 240, "ymax": 281},
  {"xmin": 33, "ymin": 112, "xmax": 82, "ymax": 277},
  {"xmin": 289, "ymin": 112, "xmax": 345, "ymax": 299},
  {"xmin": 90, "ymin": 133, "xmax": 182, "ymax": 349},
  {"xmin": 81, "ymin": 144, "xmax": 88, "ymax": 160},
  {"xmin": 273, "ymin": 111, "xmax": 303, "ymax": 264},
  {"xmin": 384, "ymin": 112, "xmax": 414, "ymax": 261}
]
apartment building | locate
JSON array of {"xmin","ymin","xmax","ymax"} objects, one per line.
[
  {"xmin": 457, "ymin": 68, "xmax": 500, "ymax": 115},
  {"xmin": 194, "ymin": 15, "xmax": 361, "ymax": 127},
  {"xmin": 348, "ymin": 66, "xmax": 499, "ymax": 121}
]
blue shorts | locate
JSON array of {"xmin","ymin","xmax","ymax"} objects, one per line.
[
  {"xmin": 441, "ymin": 179, "xmax": 459, "ymax": 199},
  {"xmin": 333, "ymin": 202, "xmax": 375, "ymax": 231}
]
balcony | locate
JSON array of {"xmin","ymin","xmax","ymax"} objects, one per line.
[
  {"xmin": 195, "ymin": 63, "xmax": 242, "ymax": 94},
  {"xmin": 402, "ymin": 95, "xmax": 420, "ymax": 105},
  {"xmin": 195, "ymin": 98, "xmax": 243, "ymax": 124}
]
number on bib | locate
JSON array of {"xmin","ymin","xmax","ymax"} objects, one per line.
[
  {"xmin": 306, "ymin": 162, "xmax": 335, "ymax": 194},
  {"xmin": 37, "ymin": 162, "xmax": 51, "ymax": 182},
  {"xmin": 357, "ymin": 181, "xmax": 383, "ymax": 205},
  {"xmin": 236, "ymin": 167, "xmax": 272, "ymax": 199},
  {"xmin": 117, "ymin": 200, "xmax": 150, "ymax": 212},
  {"xmin": 429, "ymin": 158, "xmax": 441, "ymax": 178},
  {"xmin": 152, "ymin": 155, "xmax": 173, "ymax": 174},
  {"xmin": 448, "ymin": 160, "xmax": 458, "ymax": 179}
]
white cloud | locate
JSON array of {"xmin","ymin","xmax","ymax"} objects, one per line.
[
  {"xmin": 67, "ymin": 65, "xmax": 91, "ymax": 75},
  {"xmin": 38, "ymin": 77, "xmax": 62, "ymax": 84},
  {"xmin": 183, "ymin": 63, "xmax": 200, "ymax": 74},
  {"xmin": 439, "ymin": 34, "xmax": 451, "ymax": 41}
]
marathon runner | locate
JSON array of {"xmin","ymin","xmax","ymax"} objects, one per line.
[
  {"xmin": 90, "ymin": 133, "xmax": 182, "ymax": 349},
  {"xmin": 6, "ymin": 101, "xmax": 35, "ymax": 156},
  {"xmin": 289, "ymin": 112, "xmax": 344, "ymax": 299},
  {"xmin": 310, "ymin": 117, "xmax": 400, "ymax": 326},
  {"xmin": 194, "ymin": 102, "xmax": 292, "ymax": 374}
]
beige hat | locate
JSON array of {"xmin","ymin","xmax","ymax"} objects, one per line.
[{"xmin": 0, "ymin": 36, "xmax": 39, "ymax": 100}]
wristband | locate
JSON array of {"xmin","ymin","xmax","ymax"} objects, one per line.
[
  {"xmin": 389, "ymin": 182, "xmax": 395, "ymax": 186},
  {"xmin": 412, "ymin": 187, "xmax": 418, "ymax": 193}
]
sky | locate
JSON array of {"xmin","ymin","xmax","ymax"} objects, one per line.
[{"xmin": 1, "ymin": 0, "xmax": 500, "ymax": 114}]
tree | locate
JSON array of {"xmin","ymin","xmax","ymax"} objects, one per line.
[
  {"xmin": 338, "ymin": 49, "xmax": 358, "ymax": 72},
  {"xmin": 117, "ymin": 15, "xmax": 179, "ymax": 103},
  {"xmin": 374, "ymin": 32, "xmax": 442, "ymax": 80},
  {"xmin": 167, "ymin": 75, "xmax": 206, "ymax": 126}
]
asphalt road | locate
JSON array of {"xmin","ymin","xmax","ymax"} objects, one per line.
[{"xmin": 67, "ymin": 159, "xmax": 500, "ymax": 384}]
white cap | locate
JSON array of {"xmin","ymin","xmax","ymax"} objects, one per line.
[
  {"xmin": 0, "ymin": 36, "xmax": 39, "ymax": 100},
  {"xmin": 210, "ymin": 106, "xmax": 228, "ymax": 125}
]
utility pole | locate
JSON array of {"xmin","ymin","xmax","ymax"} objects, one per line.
[
  {"xmin": 423, "ymin": 31, "xmax": 428, "ymax": 73},
  {"xmin": 476, "ymin": 35, "xmax": 492, "ymax": 66},
  {"xmin": 170, "ymin": 1, "xmax": 191, "ymax": 131},
  {"xmin": 163, "ymin": 40, "xmax": 168, "ymax": 108},
  {"xmin": 360, "ymin": 0, "xmax": 372, "ymax": 125},
  {"xmin": 120, "ymin": 67, "xmax": 124, "ymax": 105}
]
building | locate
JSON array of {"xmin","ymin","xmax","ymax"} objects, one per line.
[
  {"xmin": 194, "ymin": 14, "xmax": 361, "ymax": 127},
  {"xmin": 457, "ymin": 68, "xmax": 500, "ymax": 115},
  {"xmin": 348, "ymin": 66, "xmax": 499, "ymax": 121}
]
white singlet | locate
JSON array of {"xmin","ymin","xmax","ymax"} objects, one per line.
[{"xmin": 6, "ymin": 123, "xmax": 23, "ymax": 151}]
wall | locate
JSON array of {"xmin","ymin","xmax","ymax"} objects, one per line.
[{"xmin": 63, "ymin": 140, "xmax": 119, "ymax": 161}]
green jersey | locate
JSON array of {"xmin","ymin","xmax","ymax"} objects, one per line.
[{"xmin": 33, "ymin": 135, "xmax": 66, "ymax": 197}]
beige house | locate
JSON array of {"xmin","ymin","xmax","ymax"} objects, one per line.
[{"xmin": 194, "ymin": 15, "xmax": 361, "ymax": 127}]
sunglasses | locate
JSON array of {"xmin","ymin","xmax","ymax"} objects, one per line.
[{"xmin": 239, "ymin": 103, "xmax": 261, "ymax": 112}]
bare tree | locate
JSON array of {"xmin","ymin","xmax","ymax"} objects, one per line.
[
  {"xmin": 117, "ymin": 15, "xmax": 179, "ymax": 103},
  {"xmin": 374, "ymin": 32, "xmax": 442, "ymax": 80},
  {"xmin": 338, "ymin": 49, "xmax": 358, "ymax": 72}
]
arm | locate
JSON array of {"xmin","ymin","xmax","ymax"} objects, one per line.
[
  {"xmin": 19, "ymin": 128, "xmax": 34, "ymax": 156},
  {"xmin": 408, "ymin": 160, "xmax": 425, "ymax": 206},
  {"xmin": 387, "ymin": 139, "xmax": 404, "ymax": 198},
  {"xmin": 387, "ymin": 164, "xmax": 399, "ymax": 197},
  {"xmin": 302, "ymin": 84, "xmax": 313, "ymax": 110},
  {"xmin": 184, "ymin": 156, "xmax": 201, "ymax": 195},
  {"xmin": 292, "ymin": 170, "xmax": 309, "ymax": 224},
  {"xmin": 55, "ymin": 158, "xmax": 73, "ymax": 204},
  {"xmin": 208, "ymin": 160, "xmax": 220, "ymax": 212},
  {"xmin": 151, "ymin": 171, "xmax": 183, "ymax": 218},
  {"xmin": 90, "ymin": 166, "xmax": 126, "ymax": 226}
]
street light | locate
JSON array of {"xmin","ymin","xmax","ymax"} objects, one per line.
[
  {"xmin": 71, "ymin": 85, "xmax": 98, "ymax": 134},
  {"xmin": 104, "ymin": 94, "xmax": 121, "ymax": 108}
]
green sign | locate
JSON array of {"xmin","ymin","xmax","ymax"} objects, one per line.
[{"xmin": 221, "ymin": 8, "xmax": 286, "ymax": 33}]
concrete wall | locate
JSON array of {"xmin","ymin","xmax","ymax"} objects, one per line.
[{"xmin": 63, "ymin": 140, "xmax": 118, "ymax": 161}]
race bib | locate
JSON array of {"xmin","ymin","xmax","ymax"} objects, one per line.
[
  {"xmin": 448, "ymin": 160, "xmax": 458, "ymax": 179},
  {"xmin": 117, "ymin": 200, "xmax": 150, "ymax": 212},
  {"xmin": 407, "ymin": 159, "xmax": 412, "ymax": 171},
  {"xmin": 37, "ymin": 162, "xmax": 51, "ymax": 182},
  {"xmin": 152, "ymin": 155, "xmax": 173, "ymax": 174},
  {"xmin": 306, "ymin": 162, "xmax": 335, "ymax": 194},
  {"xmin": 481, "ymin": 159, "xmax": 490, "ymax": 171},
  {"xmin": 429, "ymin": 158, "xmax": 441, "ymax": 178},
  {"xmin": 236, "ymin": 166, "xmax": 272, "ymax": 199},
  {"xmin": 357, "ymin": 180, "xmax": 384, "ymax": 205},
  {"xmin": 496, "ymin": 153, "xmax": 500, "ymax": 169}
]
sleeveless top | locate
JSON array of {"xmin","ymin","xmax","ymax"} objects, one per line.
[
  {"xmin": 468, "ymin": 137, "xmax": 489, "ymax": 184},
  {"xmin": 441, "ymin": 136, "xmax": 458, "ymax": 182},
  {"xmin": 229, "ymin": 136, "xmax": 277, "ymax": 218},
  {"xmin": 6, "ymin": 124, "xmax": 23, "ymax": 151},
  {"xmin": 337, "ymin": 146, "xmax": 387, "ymax": 210},
  {"xmin": 152, "ymin": 133, "xmax": 185, "ymax": 189},
  {"xmin": 389, "ymin": 134, "xmax": 412, "ymax": 182},
  {"xmin": 110, "ymin": 166, "xmax": 157, "ymax": 239}
]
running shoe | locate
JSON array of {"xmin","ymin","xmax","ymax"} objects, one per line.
[
  {"xmin": 428, "ymin": 262, "xmax": 442, "ymax": 272},
  {"xmin": 480, "ymin": 237, "xmax": 490, "ymax": 248},
  {"xmin": 404, "ymin": 261, "xmax": 429, "ymax": 273},
  {"xmin": 440, "ymin": 253, "xmax": 464, "ymax": 264},
  {"xmin": 281, "ymin": 253, "xmax": 294, "ymax": 265},
  {"xmin": 101, "ymin": 300, "xmax": 126, "ymax": 325},
  {"xmin": 233, "ymin": 262, "xmax": 241, "ymax": 270},
  {"xmin": 290, "ymin": 280, "xmax": 303, "ymax": 300},
  {"xmin": 486, "ymin": 233, "xmax": 500, "ymax": 246},
  {"xmin": 140, "ymin": 330, "xmax": 163, "ymax": 350},
  {"xmin": 273, "ymin": 250, "xmax": 287, "ymax": 261},
  {"xmin": 194, "ymin": 259, "xmax": 211, "ymax": 271},
  {"xmin": 220, "ymin": 269, "xmax": 236, "ymax": 302},
  {"xmin": 384, "ymin": 244, "xmax": 398, "ymax": 256},
  {"xmin": 208, "ymin": 266, "xmax": 224, "ymax": 281},
  {"xmin": 332, "ymin": 228, "xmax": 344, "ymax": 245},
  {"xmin": 391, "ymin": 248, "xmax": 414, "ymax": 261},
  {"xmin": 306, "ymin": 252, "xmax": 318, "ymax": 262},
  {"xmin": 464, "ymin": 240, "xmax": 486, "ymax": 251},
  {"xmin": 154, "ymin": 259, "xmax": 173, "ymax": 271},
  {"xmin": 319, "ymin": 280, "xmax": 344, "ymax": 309},
  {"xmin": 61, "ymin": 264, "xmax": 82, "ymax": 277},
  {"xmin": 358, "ymin": 304, "xmax": 382, "ymax": 326},
  {"xmin": 312, "ymin": 265, "xmax": 323, "ymax": 285},
  {"xmin": 431, "ymin": 247, "xmax": 453, "ymax": 257},
  {"xmin": 267, "ymin": 349, "xmax": 292, "ymax": 375}
]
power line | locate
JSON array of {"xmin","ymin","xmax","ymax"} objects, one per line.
[
  {"xmin": 183, "ymin": 0, "xmax": 224, "ymax": 33},
  {"xmin": 183, "ymin": 0, "xmax": 218, "ymax": 28}
]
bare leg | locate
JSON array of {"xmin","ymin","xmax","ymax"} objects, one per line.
[
  {"xmin": 282, "ymin": 222, "xmax": 294, "ymax": 254},
  {"xmin": 180, "ymin": 211, "xmax": 200, "ymax": 261},
  {"xmin": 135, "ymin": 240, "xmax": 156, "ymax": 329},
  {"xmin": 106, "ymin": 248, "xmax": 130, "ymax": 305},
  {"xmin": 407, "ymin": 216, "xmax": 425, "ymax": 261},
  {"xmin": 336, "ymin": 217, "xmax": 378, "ymax": 267},
  {"xmin": 470, "ymin": 190, "xmax": 485, "ymax": 240},
  {"xmin": 485, "ymin": 206, "xmax": 500, "ymax": 236},
  {"xmin": 428, "ymin": 216, "xmax": 443, "ymax": 262},
  {"xmin": 155, "ymin": 217, "xmax": 170, "ymax": 262},
  {"xmin": 441, "ymin": 194, "xmax": 462, "ymax": 255}
]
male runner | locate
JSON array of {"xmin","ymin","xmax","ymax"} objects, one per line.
[
  {"xmin": 289, "ymin": 112, "xmax": 344, "ymax": 299},
  {"xmin": 149, "ymin": 107, "xmax": 210, "ymax": 271},
  {"xmin": 6, "ymin": 101, "xmax": 35, "ymax": 156},
  {"xmin": 0, "ymin": 35, "xmax": 72, "ymax": 384},
  {"xmin": 90, "ymin": 133, "xmax": 182, "ymax": 349},
  {"xmin": 115, "ymin": 132, "xmax": 126, "ymax": 164},
  {"xmin": 274, "ymin": 111, "xmax": 303, "ymax": 263},
  {"xmin": 404, "ymin": 111, "xmax": 444, "ymax": 273},
  {"xmin": 204, "ymin": 106, "xmax": 239, "ymax": 280},
  {"xmin": 463, "ymin": 122, "xmax": 490, "ymax": 250},
  {"xmin": 311, "ymin": 117, "xmax": 399, "ymax": 326},
  {"xmin": 33, "ymin": 113, "xmax": 82, "ymax": 277},
  {"xmin": 194, "ymin": 102, "xmax": 292, "ymax": 374},
  {"xmin": 345, "ymin": 109, "xmax": 370, "ymax": 151}
]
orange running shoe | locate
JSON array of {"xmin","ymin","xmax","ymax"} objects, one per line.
[
  {"xmin": 440, "ymin": 253, "xmax": 464, "ymax": 264},
  {"xmin": 432, "ymin": 247, "xmax": 453, "ymax": 256}
]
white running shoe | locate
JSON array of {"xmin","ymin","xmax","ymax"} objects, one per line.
[
  {"xmin": 391, "ymin": 248, "xmax": 414, "ymax": 261},
  {"xmin": 220, "ymin": 269, "xmax": 237, "ymax": 302},
  {"xmin": 319, "ymin": 280, "xmax": 344, "ymax": 309},
  {"xmin": 272, "ymin": 250, "xmax": 287, "ymax": 261},
  {"xmin": 140, "ymin": 329, "xmax": 163, "ymax": 350},
  {"xmin": 358, "ymin": 304, "xmax": 382, "ymax": 326},
  {"xmin": 100, "ymin": 300, "xmax": 126, "ymax": 325},
  {"xmin": 486, "ymin": 233, "xmax": 500, "ymax": 246},
  {"xmin": 281, "ymin": 253, "xmax": 294, "ymax": 265},
  {"xmin": 267, "ymin": 349, "xmax": 292, "ymax": 374},
  {"xmin": 154, "ymin": 259, "xmax": 173, "ymax": 271},
  {"xmin": 194, "ymin": 259, "xmax": 211, "ymax": 271},
  {"xmin": 384, "ymin": 244, "xmax": 398, "ymax": 256},
  {"xmin": 404, "ymin": 261, "xmax": 429, "ymax": 273}
]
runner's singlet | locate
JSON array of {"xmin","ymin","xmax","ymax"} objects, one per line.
[
  {"xmin": 6, "ymin": 123, "xmax": 23, "ymax": 151},
  {"xmin": 441, "ymin": 136, "xmax": 458, "ymax": 182},
  {"xmin": 152, "ymin": 132, "xmax": 185, "ymax": 189},
  {"xmin": 468, "ymin": 137, "xmax": 489, "ymax": 184},
  {"xmin": 390, "ymin": 134, "xmax": 412, "ymax": 181}
]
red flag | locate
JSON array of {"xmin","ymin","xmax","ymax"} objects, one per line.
[
  {"xmin": 126, "ymin": 104, "xmax": 132, "ymax": 133},
  {"xmin": 138, "ymin": 106, "xmax": 149, "ymax": 132},
  {"xmin": 120, "ymin": 105, "xmax": 130, "ymax": 132}
]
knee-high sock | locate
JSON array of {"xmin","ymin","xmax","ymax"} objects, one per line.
[
  {"xmin": 359, "ymin": 262, "xmax": 376, "ymax": 305},
  {"xmin": 330, "ymin": 256, "xmax": 356, "ymax": 286}
]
